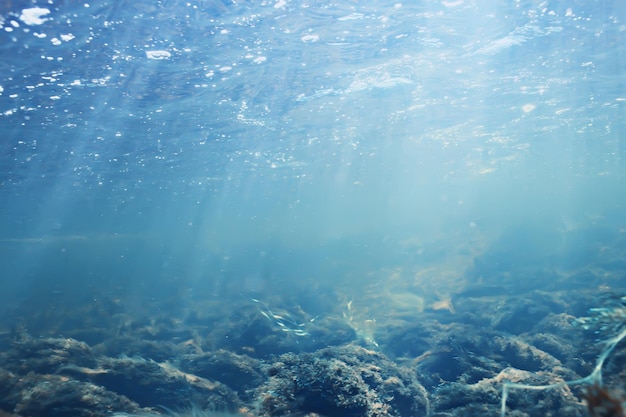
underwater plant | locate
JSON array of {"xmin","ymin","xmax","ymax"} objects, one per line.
[
  {"xmin": 500, "ymin": 297, "xmax": 626, "ymax": 417},
  {"xmin": 584, "ymin": 383, "xmax": 625, "ymax": 417}
]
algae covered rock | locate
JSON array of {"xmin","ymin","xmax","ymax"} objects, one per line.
[{"xmin": 257, "ymin": 345, "xmax": 429, "ymax": 417}]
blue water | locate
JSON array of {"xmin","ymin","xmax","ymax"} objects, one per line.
[{"xmin": 1, "ymin": 1, "xmax": 626, "ymax": 415}]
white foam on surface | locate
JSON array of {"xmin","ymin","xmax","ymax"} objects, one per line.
[
  {"xmin": 146, "ymin": 50, "xmax": 171, "ymax": 60},
  {"xmin": 19, "ymin": 8, "xmax": 51, "ymax": 26}
]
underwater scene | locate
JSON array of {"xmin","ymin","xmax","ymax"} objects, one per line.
[{"xmin": 1, "ymin": 0, "xmax": 626, "ymax": 416}]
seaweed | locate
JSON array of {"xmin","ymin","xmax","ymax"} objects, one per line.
[{"xmin": 584, "ymin": 384, "xmax": 624, "ymax": 417}]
